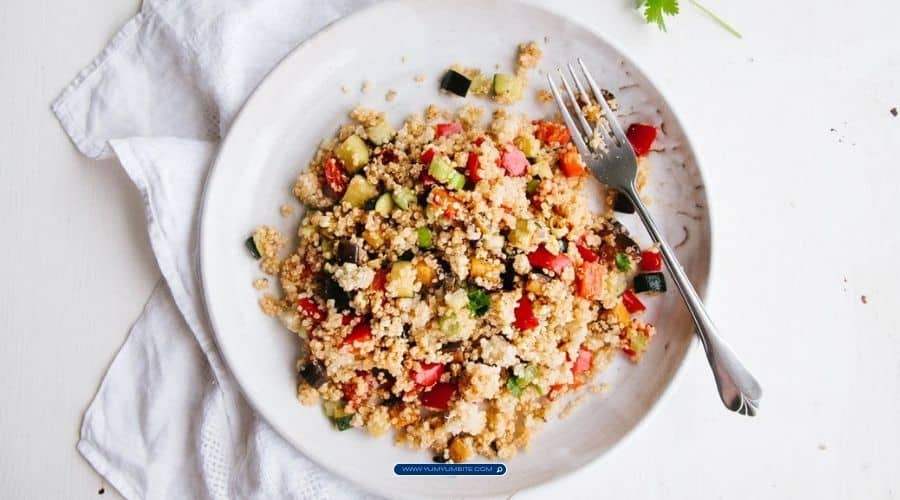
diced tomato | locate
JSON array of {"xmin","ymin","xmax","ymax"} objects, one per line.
[
  {"xmin": 371, "ymin": 269, "xmax": 388, "ymax": 291},
  {"xmin": 640, "ymin": 250, "xmax": 662, "ymax": 272},
  {"xmin": 297, "ymin": 298, "xmax": 325, "ymax": 323},
  {"xmin": 572, "ymin": 347, "xmax": 593, "ymax": 374},
  {"xmin": 420, "ymin": 147, "xmax": 436, "ymax": 165},
  {"xmin": 500, "ymin": 145, "xmax": 529, "ymax": 176},
  {"xmin": 527, "ymin": 245, "xmax": 573, "ymax": 275},
  {"xmin": 621, "ymin": 290, "xmax": 646, "ymax": 314},
  {"xmin": 576, "ymin": 244, "xmax": 599, "ymax": 263},
  {"xmin": 435, "ymin": 122, "xmax": 463, "ymax": 138},
  {"xmin": 626, "ymin": 123, "xmax": 657, "ymax": 157},
  {"xmin": 411, "ymin": 362, "xmax": 444, "ymax": 387},
  {"xmin": 559, "ymin": 144, "xmax": 586, "ymax": 177},
  {"xmin": 575, "ymin": 261, "xmax": 605, "ymax": 301},
  {"xmin": 533, "ymin": 120, "xmax": 571, "ymax": 146},
  {"xmin": 466, "ymin": 152, "xmax": 481, "ymax": 182},
  {"xmin": 473, "ymin": 137, "xmax": 485, "ymax": 147},
  {"xmin": 420, "ymin": 382, "xmax": 456, "ymax": 410},
  {"xmin": 322, "ymin": 157, "xmax": 349, "ymax": 198},
  {"xmin": 341, "ymin": 321, "xmax": 372, "ymax": 346},
  {"xmin": 514, "ymin": 296, "xmax": 539, "ymax": 330}
]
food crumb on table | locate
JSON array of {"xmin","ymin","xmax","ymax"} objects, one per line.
[
  {"xmin": 253, "ymin": 278, "xmax": 269, "ymax": 290},
  {"xmin": 861, "ymin": 295, "xmax": 868, "ymax": 304},
  {"xmin": 414, "ymin": 74, "xmax": 426, "ymax": 83},
  {"xmin": 361, "ymin": 80, "xmax": 372, "ymax": 93},
  {"xmin": 341, "ymin": 84, "xmax": 350, "ymax": 94},
  {"xmin": 280, "ymin": 204, "xmax": 295, "ymax": 217},
  {"xmin": 536, "ymin": 89, "xmax": 553, "ymax": 104},
  {"xmin": 890, "ymin": 107, "xmax": 898, "ymax": 117},
  {"xmin": 385, "ymin": 89, "xmax": 398, "ymax": 102}
]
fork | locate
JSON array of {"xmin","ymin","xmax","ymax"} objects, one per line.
[{"xmin": 547, "ymin": 59, "xmax": 762, "ymax": 416}]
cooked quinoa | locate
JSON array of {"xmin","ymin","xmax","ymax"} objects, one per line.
[{"xmin": 251, "ymin": 82, "xmax": 663, "ymax": 463}]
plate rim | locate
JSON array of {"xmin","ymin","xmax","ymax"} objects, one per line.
[{"xmin": 198, "ymin": 0, "xmax": 715, "ymax": 496}]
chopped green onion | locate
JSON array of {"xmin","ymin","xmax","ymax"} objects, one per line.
[
  {"xmin": 466, "ymin": 288, "xmax": 490, "ymax": 316},
  {"xmin": 526, "ymin": 178, "xmax": 540, "ymax": 194},
  {"xmin": 245, "ymin": 236, "xmax": 261, "ymax": 259},
  {"xmin": 615, "ymin": 252, "xmax": 631, "ymax": 272},
  {"xmin": 506, "ymin": 377, "xmax": 523, "ymax": 397},
  {"xmin": 417, "ymin": 227, "xmax": 433, "ymax": 249}
]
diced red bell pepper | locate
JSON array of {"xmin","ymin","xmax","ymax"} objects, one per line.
[
  {"xmin": 559, "ymin": 144, "xmax": 586, "ymax": 177},
  {"xmin": 533, "ymin": 120, "xmax": 571, "ymax": 146},
  {"xmin": 640, "ymin": 250, "xmax": 662, "ymax": 272},
  {"xmin": 342, "ymin": 321, "xmax": 372, "ymax": 346},
  {"xmin": 466, "ymin": 152, "xmax": 481, "ymax": 182},
  {"xmin": 473, "ymin": 137, "xmax": 485, "ymax": 147},
  {"xmin": 420, "ymin": 147, "xmax": 436, "ymax": 165},
  {"xmin": 297, "ymin": 298, "xmax": 325, "ymax": 323},
  {"xmin": 370, "ymin": 269, "xmax": 388, "ymax": 291},
  {"xmin": 527, "ymin": 245, "xmax": 573, "ymax": 275},
  {"xmin": 576, "ymin": 261, "xmax": 605, "ymax": 301},
  {"xmin": 626, "ymin": 123, "xmax": 657, "ymax": 157},
  {"xmin": 341, "ymin": 314, "xmax": 354, "ymax": 326},
  {"xmin": 420, "ymin": 382, "xmax": 456, "ymax": 410},
  {"xmin": 322, "ymin": 157, "xmax": 349, "ymax": 198},
  {"xmin": 500, "ymin": 145, "xmax": 529, "ymax": 176},
  {"xmin": 514, "ymin": 296, "xmax": 539, "ymax": 330},
  {"xmin": 621, "ymin": 290, "xmax": 646, "ymax": 314},
  {"xmin": 572, "ymin": 347, "xmax": 593, "ymax": 374},
  {"xmin": 435, "ymin": 122, "xmax": 463, "ymax": 138},
  {"xmin": 576, "ymin": 244, "xmax": 599, "ymax": 263},
  {"xmin": 411, "ymin": 362, "xmax": 444, "ymax": 387}
]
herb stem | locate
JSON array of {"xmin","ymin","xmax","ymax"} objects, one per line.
[{"xmin": 688, "ymin": 0, "xmax": 742, "ymax": 38}]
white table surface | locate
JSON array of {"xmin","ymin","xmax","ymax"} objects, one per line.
[{"xmin": 1, "ymin": 0, "xmax": 898, "ymax": 498}]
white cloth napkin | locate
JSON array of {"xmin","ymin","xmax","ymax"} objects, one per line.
[{"xmin": 52, "ymin": 0, "xmax": 381, "ymax": 498}]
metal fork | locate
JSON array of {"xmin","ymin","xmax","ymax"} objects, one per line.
[{"xmin": 547, "ymin": 59, "xmax": 762, "ymax": 416}]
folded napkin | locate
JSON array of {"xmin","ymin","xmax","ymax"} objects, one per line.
[{"xmin": 53, "ymin": 0, "xmax": 381, "ymax": 498}]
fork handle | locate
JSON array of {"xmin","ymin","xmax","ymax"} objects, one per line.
[{"xmin": 623, "ymin": 186, "xmax": 762, "ymax": 416}]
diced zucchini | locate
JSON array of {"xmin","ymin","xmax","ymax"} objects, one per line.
[
  {"xmin": 245, "ymin": 236, "xmax": 261, "ymax": 259},
  {"xmin": 366, "ymin": 121, "xmax": 395, "ymax": 146},
  {"xmin": 388, "ymin": 261, "xmax": 416, "ymax": 298},
  {"xmin": 634, "ymin": 272, "xmax": 667, "ymax": 294},
  {"xmin": 508, "ymin": 218, "xmax": 536, "ymax": 249},
  {"xmin": 492, "ymin": 73, "xmax": 522, "ymax": 100},
  {"xmin": 428, "ymin": 156, "xmax": 455, "ymax": 183},
  {"xmin": 514, "ymin": 135, "xmax": 541, "ymax": 159},
  {"xmin": 417, "ymin": 227, "xmax": 433, "ymax": 249},
  {"xmin": 446, "ymin": 170, "xmax": 466, "ymax": 191},
  {"xmin": 374, "ymin": 193, "xmax": 394, "ymax": 215},
  {"xmin": 333, "ymin": 414, "xmax": 353, "ymax": 431},
  {"xmin": 335, "ymin": 135, "xmax": 370, "ymax": 173},
  {"xmin": 391, "ymin": 187, "xmax": 416, "ymax": 210},
  {"xmin": 341, "ymin": 175, "xmax": 378, "ymax": 208}
]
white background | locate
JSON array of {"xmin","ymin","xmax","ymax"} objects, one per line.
[{"xmin": 1, "ymin": 0, "xmax": 898, "ymax": 499}]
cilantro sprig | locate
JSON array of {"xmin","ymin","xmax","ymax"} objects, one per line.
[{"xmin": 637, "ymin": 0, "xmax": 742, "ymax": 38}]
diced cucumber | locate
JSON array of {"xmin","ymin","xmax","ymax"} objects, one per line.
[
  {"xmin": 388, "ymin": 261, "xmax": 416, "ymax": 298},
  {"xmin": 492, "ymin": 73, "xmax": 522, "ymax": 100},
  {"xmin": 391, "ymin": 187, "xmax": 416, "ymax": 210},
  {"xmin": 428, "ymin": 157, "xmax": 455, "ymax": 183},
  {"xmin": 417, "ymin": 227, "xmax": 433, "ymax": 249},
  {"xmin": 374, "ymin": 193, "xmax": 394, "ymax": 215},
  {"xmin": 446, "ymin": 170, "xmax": 466, "ymax": 191},
  {"xmin": 634, "ymin": 272, "xmax": 667, "ymax": 294},
  {"xmin": 341, "ymin": 175, "xmax": 378, "ymax": 208},
  {"xmin": 335, "ymin": 135, "xmax": 370, "ymax": 173},
  {"xmin": 438, "ymin": 314, "xmax": 461, "ymax": 337},
  {"xmin": 366, "ymin": 121, "xmax": 395, "ymax": 146},
  {"xmin": 514, "ymin": 135, "xmax": 541, "ymax": 159}
]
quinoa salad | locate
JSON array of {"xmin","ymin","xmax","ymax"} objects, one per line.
[{"xmin": 246, "ymin": 44, "xmax": 668, "ymax": 463}]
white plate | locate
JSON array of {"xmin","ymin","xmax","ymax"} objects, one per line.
[{"xmin": 199, "ymin": 1, "xmax": 711, "ymax": 497}]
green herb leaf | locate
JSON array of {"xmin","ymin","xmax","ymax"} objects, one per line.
[
  {"xmin": 615, "ymin": 252, "xmax": 632, "ymax": 272},
  {"xmin": 638, "ymin": 0, "xmax": 679, "ymax": 32},
  {"xmin": 467, "ymin": 288, "xmax": 490, "ymax": 317}
]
